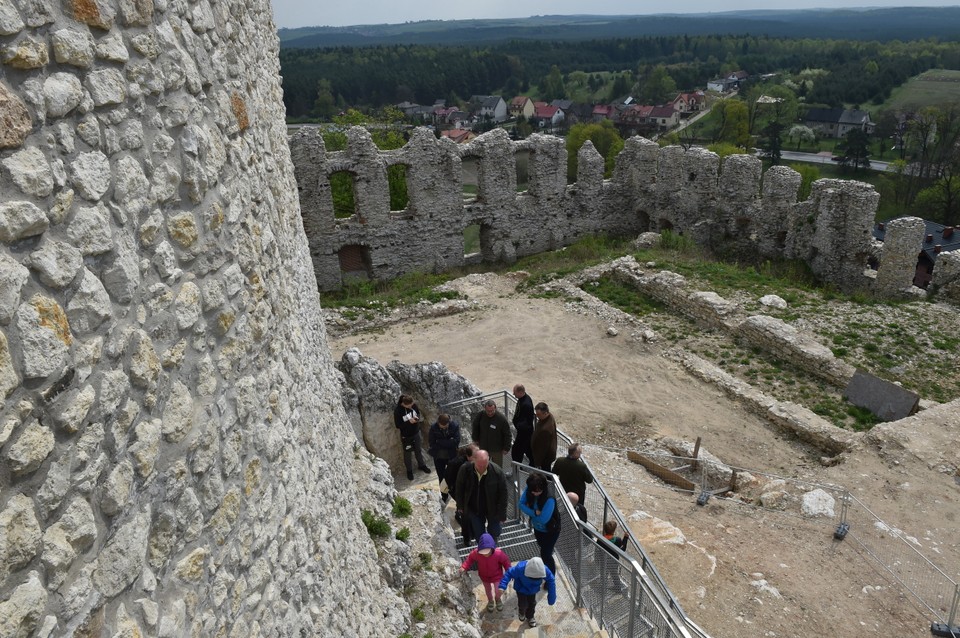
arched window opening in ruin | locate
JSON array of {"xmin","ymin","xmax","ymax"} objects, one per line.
[
  {"xmin": 659, "ymin": 218, "xmax": 674, "ymax": 232},
  {"xmin": 464, "ymin": 224, "xmax": 480, "ymax": 257},
  {"xmin": 338, "ymin": 244, "xmax": 372, "ymax": 283},
  {"xmin": 461, "ymin": 155, "xmax": 480, "ymax": 204},
  {"xmin": 776, "ymin": 230, "xmax": 788, "ymax": 251},
  {"xmin": 515, "ymin": 150, "xmax": 530, "ymax": 194},
  {"xmin": 329, "ymin": 171, "xmax": 357, "ymax": 219},
  {"xmin": 637, "ymin": 209, "xmax": 651, "ymax": 232},
  {"xmin": 388, "ymin": 164, "xmax": 410, "ymax": 212}
]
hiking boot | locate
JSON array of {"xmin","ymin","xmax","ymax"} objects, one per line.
[
  {"xmin": 528, "ymin": 618, "xmax": 538, "ymax": 627},
  {"xmin": 495, "ymin": 599, "xmax": 503, "ymax": 611},
  {"xmin": 518, "ymin": 612, "xmax": 525, "ymax": 622},
  {"xmin": 406, "ymin": 470, "xmax": 414, "ymax": 480},
  {"xmin": 419, "ymin": 465, "xmax": 431, "ymax": 474},
  {"xmin": 486, "ymin": 601, "xmax": 494, "ymax": 612}
]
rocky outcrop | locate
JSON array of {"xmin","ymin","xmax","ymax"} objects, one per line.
[{"xmin": 338, "ymin": 348, "xmax": 481, "ymax": 472}]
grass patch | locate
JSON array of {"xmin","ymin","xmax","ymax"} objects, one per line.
[
  {"xmin": 392, "ymin": 496, "xmax": 413, "ymax": 517},
  {"xmin": 361, "ymin": 510, "xmax": 391, "ymax": 538},
  {"xmin": 582, "ymin": 277, "xmax": 666, "ymax": 316},
  {"xmin": 320, "ymin": 271, "xmax": 461, "ymax": 310},
  {"xmin": 515, "ymin": 234, "xmax": 635, "ymax": 288}
]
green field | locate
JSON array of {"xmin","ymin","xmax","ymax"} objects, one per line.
[{"xmin": 878, "ymin": 69, "xmax": 960, "ymax": 113}]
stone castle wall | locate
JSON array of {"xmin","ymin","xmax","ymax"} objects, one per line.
[
  {"xmin": 0, "ymin": 0, "xmax": 404, "ymax": 636},
  {"xmin": 292, "ymin": 126, "xmax": 911, "ymax": 294}
]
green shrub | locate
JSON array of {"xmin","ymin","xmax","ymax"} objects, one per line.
[
  {"xmin": 360, "ymin": 509, "xmax": 391, "ymax": 538},
  {"xmin": 412, "ymin": 604, "xmax": 426, "ymax": 622},
  {"xmin": 392, "ymin": 496, "xmax": 413, "ymax": 517},
  {"xmin": 395, "ymin": 527, "xmax": 410, "ymax": 542}
]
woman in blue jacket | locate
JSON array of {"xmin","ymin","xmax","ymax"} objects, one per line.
[
  {"xmin": 519, "ymin": 472, "xmax": 561, "ymax": 576},
  {"xmin": 498, "ymin": 557, "xmax": 556, "ymax": 628}
]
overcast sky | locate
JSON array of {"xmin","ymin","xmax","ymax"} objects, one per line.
[{"xmin": 271, "ymin": 1, "xmax": 960, "ymax": 29}]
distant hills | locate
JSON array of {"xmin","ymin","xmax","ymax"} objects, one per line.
[{"xmin": 278, "ymin": 7, "xmax": 960, "ymax": 48}]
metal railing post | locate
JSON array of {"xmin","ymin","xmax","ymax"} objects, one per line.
[
  {"xmin": 627, "ymin": 570, "xmax": 638, "ymax": 638},
  {"xmin": 949, "ymin": 583, "xmax": 959, "ymax": 630},
  {"xmin": 575, "ymin": 526, "xmax": 585, "ymax": 608}
]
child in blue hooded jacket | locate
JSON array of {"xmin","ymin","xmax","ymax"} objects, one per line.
[{"xmin": 498, "ymin": 556, "xmax": 556, "ymax": 628}]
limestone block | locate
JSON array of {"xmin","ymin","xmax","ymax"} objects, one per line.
[
  {"xmin": 76, "ymin": 113, "xmax": 101, "ymax": 147},
  {"xmin": 0, "ymin": 201, "xmax": 49, "ymax": 242},
  {"xmin": 2, "ymin": 34, "xmax": 48, "ymax": 68},
  {"xmin": 117, "ymin": 0, "xmax": 152, "ymax": 25},
  {"xmin": 127, "ymin": 329, "xmax": 160, "ymax": 389},
  {"xmin": 129, "ymin": 418, "xmax": 161, "ymax": 477},
  {"xmin": 67, "ymin": 268, "xmax": 112, "ymax": 333},
  {"xmin": 28, "ymin": 238, "xmax": 82, "ymax": 288},
  {"xmin": 15, "ymin": 295, "xmax": 71, "ymax": 378},
  {"xmin": 0, "ymin": 253, "xmax": 28, "ymax": 325},
  {"xmin": 41, "ymin": 524, "xmax": 76, "ymax": 588},
  {"xmin": 0, "ymin": 81, "xmax": 31, "ymax": 149},
  {"xmin": 58, "ymin": 498, "xmax": 97, "ymax": 550},
  {"xmin": 130, "ymin": 31, "xmax": 159, "ymax": 59},
  {"xmin": 223, "ymin": 263, "xmax": 244, "ymax": 297},
  {"xmin": 0, "ymin": 494, "xmax": 41, "ymax": 580},
  {"xmin": 67, "ymin": 204, "xmax": 113, "ymax": 255},
  {"xmin": 801, "ymin": 488, "xmax": 836, "ymax": 518},
  {"xmin": 101, "ymin": 236, "xmax": 140, "ymax": 302},
  {"xmin": 2, "ymin": 147, "xmax": 54, "ymax": 197},
  {"xmin": 7, "ymin": 418, "xmax": 55, "ymax": 474},
  {"xmin": 68, "ymin": 0, "xmax": 115, "ymax": 29},
  {"xmin": 162, "ymin": 379, "xmax": 195, "ymax": 442},
  {"xmin": 168, "ymin": 212, "xmax": 199, "ymax": 249},
  {"xmin": 49, "ymin": 384, "xmax": 95, "ymax": 433},
  {"xmin": 101, "ymin": 459, "xmax": 134, "ymax": 516},
  {"xmin": 0, "ymin": 330, "xmax": 17, "ymax": 397},
  {"xmin": 42, "ymin": 72, "xmax": 83, "ymax": 118},
  {"xmin": 177, "ymin": 488, "xmax": 203, "ymax": 542},
  {"xmin": 174, "ymin": 281, "xmax": 201, "ymax": 329},
  {"xmin": 92, "ymin": 509, "xmax": 150, "ymax": 597},
  {"xmin": 759, "ymin": 294, "xmax": 787, "ymax": 309},
  {"xmin": 0, "ymin": 571, "xmax": 47, "ymax": 637},
  {"xmin": 51, "ymin": 28, "xmax": 94, "ymax": 67},
  {"xmin": 153, "ymin": 240, "xmax": 182, "ymax": 280},
  {"xmin": 35, "ymin": 456, "xmax": 69, "ymax": 519},
  {"xmin": 0, "ymin": 0, "xmax": 25, "ymax": 35},
  {"xmin": 70, "ymin": 151, "xmax": 111, "ymax": 201},
  {"xmin": 97, "ymin": 368, "xmax": 130, "ymax": 419},
  {"xmin": 113, "ymin": 155, "xmax": 149, "ymax": 213},
  {"xmin": 94, "ymin": 31, "xmax": 128, "ymax": 61}
]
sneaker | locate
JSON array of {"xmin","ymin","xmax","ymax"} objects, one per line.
[
  {"xmin": 406, "ymin": 470, "xmax": 414, "ymax": 480},
  {"xmin": 419, "ymin": 465, "xmax": 431, "ymax": 474},
  {"xmin": 495, "ymin": 599, "xmax": 503, "ymax": 611},
  {"xmin": 528, "ymin": 618, "xmax": 538, "ymax": 627},
  {"xmin": 518, "ymin": 612, "xmax": 526, "ymax": 622},
  {"xmin": 486, "ymin": 601, "xmax": 494, "ymax": 612}
]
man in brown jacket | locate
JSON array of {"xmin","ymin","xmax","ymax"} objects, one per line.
[{"xmin": 530, "ymin": 402, "xmax": 557, "ymax": 472}]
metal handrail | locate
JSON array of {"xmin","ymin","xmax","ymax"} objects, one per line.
[{"xmin": 441, "ymin": 390, "xmax": 709, "ymax": 638}]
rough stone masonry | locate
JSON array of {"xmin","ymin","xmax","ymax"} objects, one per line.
[{"xmin": 0, "ymin": 0, "xmax": 407, "ymax": 635}]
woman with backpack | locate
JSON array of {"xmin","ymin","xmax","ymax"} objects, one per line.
[{"xmin": 519, "ymin": 472, "xmax": 561, "ymax": 575}]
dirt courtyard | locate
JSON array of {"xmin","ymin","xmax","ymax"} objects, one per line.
[{"xmin": 329, "ymin": 273, "xmax": 960, "ymax": 638}]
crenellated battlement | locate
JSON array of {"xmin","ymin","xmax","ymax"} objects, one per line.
[{"xmin": 292, "ymin": 126, "xmax": 960, "ymax": 299}]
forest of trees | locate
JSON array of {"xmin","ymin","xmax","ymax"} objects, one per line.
[{"xmin": 280, "ymin": 36, "xmax": 960, "ymax": 118}]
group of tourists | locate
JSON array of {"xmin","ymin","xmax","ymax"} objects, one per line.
[{"xmin": 393, "ymin": 384, "xmax": 627, "ymax": 627}]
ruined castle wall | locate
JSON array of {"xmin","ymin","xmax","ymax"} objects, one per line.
[
  {"xmin": 291, "ymin": 128, "xmax": 896, "ymax": 296},
  {"xmin": 0, "ymin": 0, "xmax": 403, "ymax": 635}
]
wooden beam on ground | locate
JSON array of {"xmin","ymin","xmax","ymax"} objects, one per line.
[{"xmin": 627, "ymin": 451, "xmax": 697, "ymax": 492}]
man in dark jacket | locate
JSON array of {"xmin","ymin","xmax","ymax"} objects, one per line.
[
  {"xmin": 456, "ymin": 449, "xmax": 508, "ymax": 541},
  {"xmin": 551, "ymin": 442, "xmax": 594, "ymax": 505},
  {"xmin": 510, "ymin": 384, "xmax": 535, "ymax": 465},
  {"xmin": 471, "ymin": 400, "xmax": 512, "ymax": 468},
  {"xmin": 446, "ymin": 444, "xmax": 476, "ymax": 545},
  {"xmin": 428, "ymin": 413, "xmax": 460, "ymax": 495},
  {"xmin": 530, "ymin": 402, "xmax": 557, "ymax": 472}
]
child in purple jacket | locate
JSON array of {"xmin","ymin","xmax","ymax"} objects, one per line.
[{"xmin": 460, "ymin": 533, "xmax": 512, "ymax": 612}]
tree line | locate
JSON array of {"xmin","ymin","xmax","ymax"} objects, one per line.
[{"xmin": 280, "ymin": 35, "xmax": 960, "ymax": 118}]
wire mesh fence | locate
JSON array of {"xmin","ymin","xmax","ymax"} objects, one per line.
[{"xmin": 441, "ymin": 390, "xmax": 960, "ymax": 637}]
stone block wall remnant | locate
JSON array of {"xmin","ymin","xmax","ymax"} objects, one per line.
[
  {"xmin": 875, "ymin": 216, "xmax": 927, "ymax": 296},
  {"xmin": 0, "ymin": 1, "xmax": 406, "ymax": 636},
  {"xmin": 293, "ymin": 129, "xmax": 914, "ymax": 298}
]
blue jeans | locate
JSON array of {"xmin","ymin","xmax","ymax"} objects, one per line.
[
  {"xmin": 468, "ymin": 513, "xmax": 502, "ymax": 542},
  {"xmin": 534, "ymin": 528, "xmax": 560, "ymax": 575}
]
